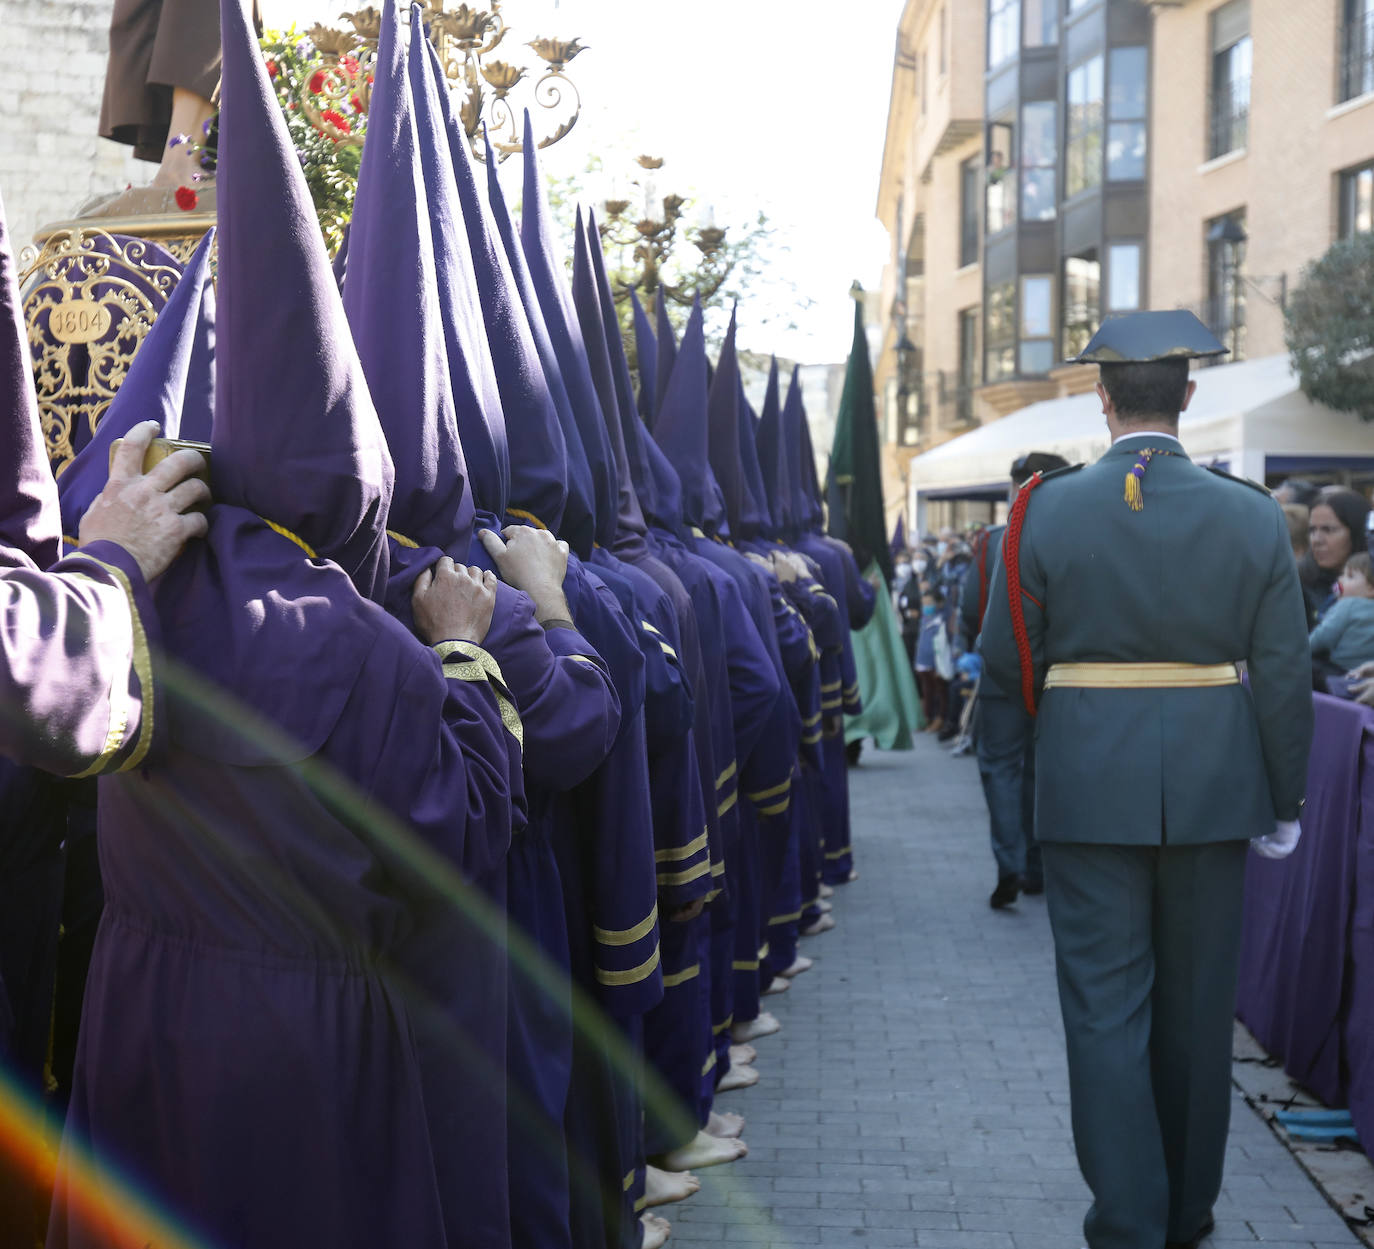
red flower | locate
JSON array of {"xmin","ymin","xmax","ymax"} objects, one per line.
[
  {"xmin": 174, "ymin": 186, "xmax": 198, "ymax": 212},
  {"xmin": 309, "ymin": 69, "xmax": 326, "ymax": 93},
  {"xmin": 341, "ymin": 55, "xmax": 360, "ymax": 74},
  {"xmin": 265, "ymin": 58, "xmax": 278, "ymax": 78},
  {"xmin": 320, "ymin": 109, "xmax": 351, "ymax": 139}
]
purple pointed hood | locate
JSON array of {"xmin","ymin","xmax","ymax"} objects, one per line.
[
  {"xmin": 178, "ymin": 257, "xmax": 216, "ymax": 444},
  {"xmin": 411, "ymin": 32, "xmax": 508, "ymax": 518},
  {"xmin": 482, "ymin": 127, "xmax": 596, "ymax": 556},
  {"xmin": 732, "ymin": 359, "xmax": 771, "ymax": 539},
  {"xmin": 705, "ymin": 307, "xmax": 749, "ymax": 539},
  {"xmin": 655, "ymin": 298, "xmax": 725, "ymax": 535},
  {"xmin": 343, "ymin": 0, "xmax": 474, "ymax": 559},
  {"xmin": 653, "ymin": 289, "xmax": 678, "ymax": 428},
  {"xmin": 630, "ymin": 291, "xmax": 657, "ymax": 424},
  {"xmin": 58, "ymin": 230, "xmax": 215, "ymax": 540},
  {"xmin": 786, "ymin": 366, "xmax": 825, "ymax": 532},
  {"xmin": 518, "ymin": 113, "xmax": 618, "ymax": 546},
  {"xmin": 213, "ymin": 0, "xmax": 392, "ymax": 601},
  {"xmin": 571, "ymin": 210, "xmax": 647, "ymax": 543},
  {"xmin": 756, "ymin": 355, "xmax": 793, "ymax": 537},
  {"xmin": 441, "ymin": 72, "xmax": 567, "ymax": 535},
  {"xmin": 0, "ymin": 186, "xmax": 60, "ymax": 567}
]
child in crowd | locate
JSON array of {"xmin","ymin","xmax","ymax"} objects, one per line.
[
  {"xmin": 914, "ymin": 586, "xmax": 949, "ymax": 732},
  {"xmin": 1310, "ymin": 552, "xmax": 1374, "ymax": 686}
]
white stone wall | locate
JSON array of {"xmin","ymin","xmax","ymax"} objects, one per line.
[{"xmin": 0, "ymin": 0, "xmax": 150, "ymax": 254}]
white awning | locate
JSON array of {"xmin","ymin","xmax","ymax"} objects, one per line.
[{"xmin": 908, "ymin": 354, "xmax": 1374, "ymax": 499}]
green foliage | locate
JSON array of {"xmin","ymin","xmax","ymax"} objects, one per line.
[
  {"xmin": 1284, "ymin": 232, "xmax": 1374, "ymax": 422},
  {"xmin": 259, "ymin": 27, "xmax": 371, "ymax": 256}
]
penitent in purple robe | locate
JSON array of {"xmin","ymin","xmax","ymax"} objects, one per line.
[
  {"xmin": 49, "ymin": 0, "xmax": 526, "ymax": 1244},
  {"xmin": 339, "ymin": 10, "xmax": 618, "ymax": 1247}
]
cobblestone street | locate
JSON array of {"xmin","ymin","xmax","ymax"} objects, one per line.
[{"xmin": 669, "ymin": 735, "xmax": 1363, "ymax": 1249}]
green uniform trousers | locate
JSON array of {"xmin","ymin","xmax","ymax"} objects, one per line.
[{"xmin": 1041, "ymin": 839, "xmax": 1249, "ymax": 1249}]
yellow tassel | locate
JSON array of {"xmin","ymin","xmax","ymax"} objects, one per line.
[{"xmin": 1124, "ymin": 472, "xmax": 1144, "ymax": 512}]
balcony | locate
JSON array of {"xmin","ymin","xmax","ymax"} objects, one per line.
[
  {"xmin": 1341, "ymin": 8, "xmax": 1374, "ymax": 103},
  {"xmin": 936, "ymin": 370, "xmax": 978, "ymax": 430},
  {"xmin": 1208, "ymin": 74, "xmax": 1250, "ymax": 160}
]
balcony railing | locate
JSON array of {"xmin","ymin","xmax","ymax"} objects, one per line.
[
  {"xmin": 1341, "ymin": 9, "xmax": 1374, "ymax": 103},
  {"xmin": 895, "ymin": 381, "xmax": 928, "ymax": 447},
  {"xmin": 1208, "ymin": 75, "xmax": 1250, "ymax": 160}
]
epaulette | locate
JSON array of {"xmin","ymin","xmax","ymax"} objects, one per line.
[
  {"xmin": 1025, "ymin": 462, "xmax": 1084, "ymax": 490},
  {"xmin": 1204, "ymin": 465, "xmax": 1272, "ymax": 496}
]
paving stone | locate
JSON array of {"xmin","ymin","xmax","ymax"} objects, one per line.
[{"xmin": 667, "ymin": 743, "xmax": 1364, "ymax": 1248}]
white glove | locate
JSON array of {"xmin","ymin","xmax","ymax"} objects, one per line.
[{"xmin": 1252, "ymin": 819, "xmax": 1302, "ymax": 859}]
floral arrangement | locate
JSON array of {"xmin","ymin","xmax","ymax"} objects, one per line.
[
  {"xmin": 260, "ymin": 27, "xmax": 371, "ymax": 256},
  {"xmin": 175, "ymin": 26, "xmax": 371, "ymax": 254}
]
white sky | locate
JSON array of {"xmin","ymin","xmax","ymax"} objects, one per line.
[{"xmin": 261, "ymin": 0, "xmax": 904, "ymax": 364}]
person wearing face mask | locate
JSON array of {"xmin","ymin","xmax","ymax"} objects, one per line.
[{"xmin": 1300, "ymin": 488, "xmax": 1370, "ymax": 625}]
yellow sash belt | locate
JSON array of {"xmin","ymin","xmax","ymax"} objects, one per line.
[{"xmin": 1043, "ymin": 661, "xmax": 1240, "ymax": 690}]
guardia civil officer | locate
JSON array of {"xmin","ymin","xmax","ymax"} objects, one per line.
[{"xmin": 979, "ymin": 310, "xmax": 1313, "ymax": 1249}]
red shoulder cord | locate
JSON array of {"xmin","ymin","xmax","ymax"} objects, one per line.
[
  {"xmin": 1004, "ymin": 472, "xmax": 1044, "ymax": 717},
  {"xmin": 976, "ymin": 531, "xmax": 991, "ymax": 625}
]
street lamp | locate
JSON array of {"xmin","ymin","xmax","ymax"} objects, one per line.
[{"xmin": 1206, "ymin": 215, "xmax": 1247, "ymax": 358}]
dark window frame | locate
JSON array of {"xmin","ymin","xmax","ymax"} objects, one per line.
[
  {"xmin": 1339, "ymin": 160, "xmax": 1374, "ymax": 239},
  {"xmin": 960, "ymin": 155, "xmax": 982, "ymax": 268}
]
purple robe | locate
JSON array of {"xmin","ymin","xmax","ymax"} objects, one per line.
[{"xmin": 48, "ymin": 514, "xmax": 526, "ymax": 1249}]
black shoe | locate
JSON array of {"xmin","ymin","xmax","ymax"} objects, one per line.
[
  {"xmin": 1021, "ymin": 877, "xmax": 1044, "ymax": 896},
  {"xmin": 1166, "ymin": 1215, "xmax": 1215, "ymax": 1248},
  {"xmin": 989, "ymin": 875, "xmax": 1020, "ymax": 909},
  {"xmin": 845, "ymin": 739, "xmax": 863, "ymax": 767}
]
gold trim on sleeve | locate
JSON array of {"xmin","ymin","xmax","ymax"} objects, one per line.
[
  {"xmin": 595, "ymin": 946, "xmax": 662, "ymax": 987},
  {"xmin": 746, "ymin": 778, "xmax": 791, "ymax": 802},
  {"xmin": 662, "ymin": 963, "xmax": 701, "ymax": 988},
  {"xmin": 593, "ymin": 905, "xmax": 659, "ymax": 947},
  {"xmin": 716, "ymin": 790, "xmax": 739, "ymax": 818},
  {"xmin": 657, "ymin": 860, "xmax": 711, "ymax": 888},
  {"xmin": 716, "ymin": 760, "xmax": 737, "ymax": 790},
  {"xmin": 655, "ymin": 831, "xmax": 709, "ymax": 863}
]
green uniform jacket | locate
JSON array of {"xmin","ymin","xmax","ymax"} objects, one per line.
[{"xmin": 980, "ymin": 432, "xmax": 1312, "ymax": 845}]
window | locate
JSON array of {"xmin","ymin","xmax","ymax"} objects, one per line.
[
  {"xmin": 1066, "ymin": 56, "xmax": 1104, "ymax": 198},
  {"xmin": 959, "ymin": 309, "xmax": 979, "ymax": 392},
  {"xmin": 1210, "ymin": 1, "xmax": 1251, "ymax": 159},
  {"xmin": 922, "ymin": 48, "xmax": 929, "ymax": 115},
  {"xmin": 989, "ymin": 0, "xmax": 1021, "ymax": 70},
  {"xmin": 1020, "ymin": 275, "xmax": 1054, "ymax": 373},
  {"xmin": 1062, "ymin": 252, "xmax": 1100, "ymax": 360},
  {"xmin": 1024, "ymin": 0, "xmax": 1057, "ymax": 47},
  {"xmin": 1107, "ymin": 243, "xmax": 1142, "ymax": 311},
  {"xmin": 960, "ymin": 156, "xmax": 981, "ymax": 267},
  {"xmin": 1206, "ymin": 209, "xmax": 1247, "ymax": 360},
  {"xmin": 1020, "ymin": 101, "xmax": 1058, "ymax": 221},
  {"xmin": 1340, "ymin": 162, "xmax": 1374, "ymax": 239},
  {"xmin": 1343, "ymin": 0, "xmax": 1374, "ymax": 102},
  {"xmin": 1107, "ymin": 47, "xmax": 1147, "ymax": 181},
  {"xmin": 939, "ymin": 5, "xmax": 948, "ymax": 76},
  {"xmin": 986, "ymin": 119, "xmax": 1016, "ymax": 234},
  {"xmin": 984, "ymin": 282, "xmax": 1016, "ymax": 382}
]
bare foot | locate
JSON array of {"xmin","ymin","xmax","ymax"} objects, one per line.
[
  {"xmin": 731, "ymin": 1012, "xmax": 781, "ymax": 1043},
  {"xmin": 643, "ymin": 1163, "xmax": 699, "ymax": 1207},
  {"xmin": 781, "ymin": 955, "xmax": 813, "ymax": 978},
  {"xmin": 657, "ymin": 1129, "xmax": 747, "ymax": 1171},
  {"xmin": 706, "ymin": 1110, "xmax": 745, "ymax": 1139},
  {"xmin": 801, "ymin": 913, "xmax": 835, "ymax": 937},
  {"xmin": 761, "ymin": 975, "xmax": 790, "ymax": 996},
  {"xmin": 641, "ymin": 1212, "xmax": 671, "ymax": 1249},
  {"xmin": 715, "ymin": 1063, "xmax": 759, "ymax": 1091},
  {"xmin": 818, "ymin": 883, "xmax": 835, "ymax": 899},
  {"xmin": 728, "ymin": 1042, "xmax": 756, "ymax": 1067}
]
